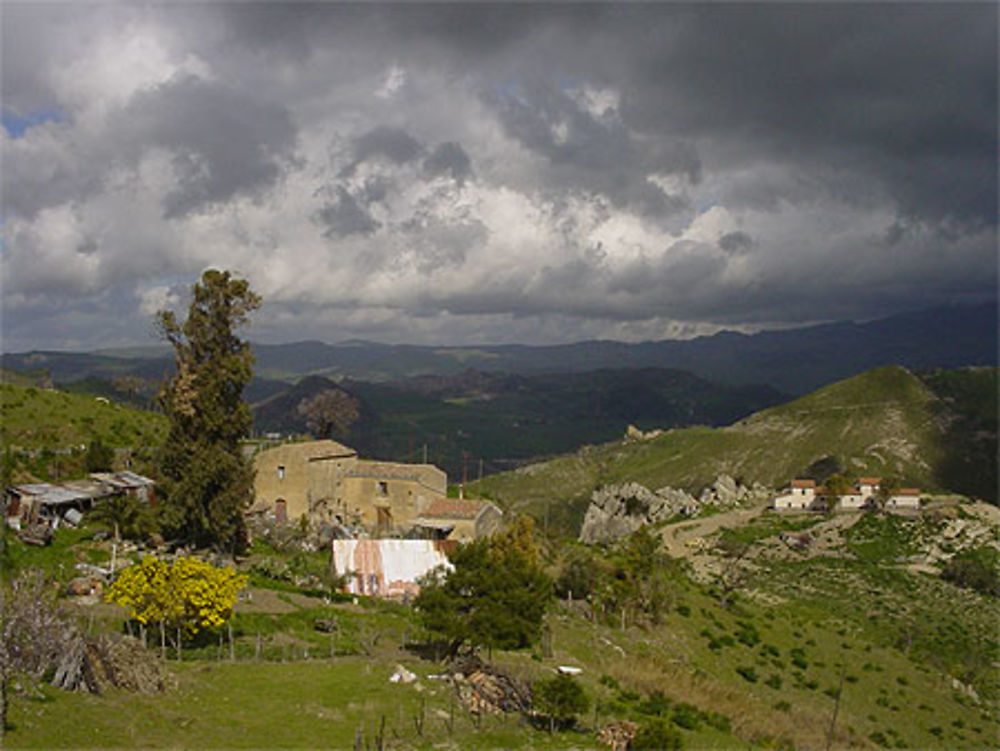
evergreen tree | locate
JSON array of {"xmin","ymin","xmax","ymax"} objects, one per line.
[
  {"xmin": 156, "ymin": 269, "xmax": 260, "ymax": 552},
  {"xmin": 415, "ymin": 518, "xmax": 552, "ymax": 657},
  {"xmin": 533, "ymin": 673, "xmax": 589, "ymax": 732},
  {"xmin": 85, "ymin": 437, "xmax": 115, "ymax": 473}
]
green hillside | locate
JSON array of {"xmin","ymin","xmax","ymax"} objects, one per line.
[
  {"xmin": 475, "ymin": 367, "xmax": 997, "ymax": 519},
  {"xmin": 0, "ymin": 383, "xmax": 168, "ymax": 482}
]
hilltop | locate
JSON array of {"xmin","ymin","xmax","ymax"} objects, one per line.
[{"xmin": 474, "ymin": 366, "xmax": 998, "ymax": 529}]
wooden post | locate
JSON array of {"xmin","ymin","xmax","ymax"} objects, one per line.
[{"xmin": 228, "ymin": 622, "xmax": 235, "ymax": 661}]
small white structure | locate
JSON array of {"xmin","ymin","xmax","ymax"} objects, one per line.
[
  {"xmin": 772, "ymin": 479, "xmax": 821, "ymax": 511},
  {"xmin": 833, "ymin": 491, "xmax": 867, "ymax": 510},
  {"xmin": 332, "ymin": 539, "xmax": 453, "ymax": 598},
  {"xmin": 886, "ymin": 488, "xmax": 921, "ymax": 510}
]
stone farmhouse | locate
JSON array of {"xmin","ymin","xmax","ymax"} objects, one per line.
[
  {"xmin": 772, "ymin": 477, "xmax": 921, "ymax": 512},
  {"xmin": 252, "ymin": 439, "xmax": 500, "ymax": 540}
]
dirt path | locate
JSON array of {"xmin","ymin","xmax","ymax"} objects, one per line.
[{"xmin": 659, "ymin": 505, "xmax": 765, "ymax": 559}]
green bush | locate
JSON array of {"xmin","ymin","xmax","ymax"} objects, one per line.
[
  {"xmin": 533, "ymin": 673, "xmax": 589, "ymax": 732},
  {"xmin": 941, "ymin": 546, "xmax": 1000, "ymax": 598},
  {"xmin": 736, "ymin": 665, "xmax": 758, "ymax": 683},
  {"xmin": 630, "ymin": 718, "xmax": 683, "ymax": 751},
  {"xmin": 637, "ymin": 690, "xmax": 670, "ymax": 717},
  {"xmin": 670, "ymin": 702, "xmax": 701, "ymax": 730}
]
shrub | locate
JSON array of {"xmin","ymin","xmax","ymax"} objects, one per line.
[
  {"xmin": 869, "ymin": 731, "xmax": 889, "ymax": 747},
  {"xmin": 533, "ymin": 673, "xmax": 589, "ymax": 732},
  {"xmin": 630, "ymin": 718, "xmax": 683, "ymax": 751},
  {"xmin": 637, "ymin": 690, "xmax": 671, "ymax": 717},
  {"xmin": 773, "ymin": 700, "xmax": 791, "ymax": 712},
  {"xmin": 941, "ymin": 547, "xmax": 999, "ymax": 598},
  {"xmin": 670, "ymin": 702, "xmax": 701, "ymax": 730},
  {"xmin": 599, "ymin": 674, "xmax": 619, "ymax": 689},
  {"xmin": 736, "ymin": 665, "xmax": 759, "ymax": 683},
  {"xmin": 765, "ymin": 674, "xmax": 783, "ymax": 690},
  {"xmin": 735, "ymin": 620, "xmax": 760, "ymax": 647}
]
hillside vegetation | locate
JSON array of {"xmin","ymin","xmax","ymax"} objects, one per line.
[
  {"xmin": 250, "ymin": 369, "xmax": 785, "ymax": 480},
  {"xmin": 0, "ymin": 383, "xmax": 168, "ymax": 482},
  {"xmin": 1, "ymin": 384, "xmax": 167, "ymax": 451},
  {"xmin": 475, "ymin": 367, "xmax": 998, "ymax": 523}
]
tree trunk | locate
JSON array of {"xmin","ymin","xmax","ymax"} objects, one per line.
[
  {"xmin": 1, "ymin": 668, "xmax": 8, "ymax": 742},
  {"xmin": 177, "ymin": 625, "xmax": 182, "ymax": 661},
  {"xmin": 111, "ymin": 523, "xmax": 119, "ymax": 575},
  {"xmin": 228, "ymin": 622, "xmax": 234, "ymax": 662},
  {"xmin": 160, "ymin": 621, "xmax": 166, "ymax": 660}
]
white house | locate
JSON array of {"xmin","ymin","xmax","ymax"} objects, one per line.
[
  {"xmin": 886, "ymin": 488, "xmax": 921, "ymax": 510},
  {"xmin": 772, "ymin": 479, "xmax": 823, "ymax": 511}
]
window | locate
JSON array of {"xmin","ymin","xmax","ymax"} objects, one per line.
[
  {"xmin": 377, "ymin": 481, "xmax": 388, "ymax": 496},
  {"xmin": 277, "ymin": 465, "xmax": 285, "ymax": 481}
]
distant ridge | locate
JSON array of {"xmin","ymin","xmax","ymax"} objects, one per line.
[
  {"xmin": 475, "ymin": 365, "xmax": 999, "ymax": 515},
  {"xmin": 1, "ymin": 304, "xmax": 994, "ymax": 395}
]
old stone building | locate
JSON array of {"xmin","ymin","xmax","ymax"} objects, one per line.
[{"xmin": 252, "ymin": 440, "xmax": 453, "ymax": 535}]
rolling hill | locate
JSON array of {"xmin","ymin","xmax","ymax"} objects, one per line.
[
  {"xmin": 248, "ymin": 368, "xmax": 787, "ymax": 480},
  {"xmin": 473, "ymin": 366, "xmax": 999, "ymax": 523}
]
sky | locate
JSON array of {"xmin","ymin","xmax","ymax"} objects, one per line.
[{"xmin": 1, "ymin": 2, "xmax": 996, "ymax": 352}]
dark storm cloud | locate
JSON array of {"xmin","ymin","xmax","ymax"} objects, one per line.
[
  {"xmin": 485, "ymin": 79, "xmax": 699, "ymax": 217},
  {"xmin": 316, "ymin": 187, "xmax": 380, "ymax": 237},
  {"xmin": 2, "ymin": 2, "xmax": 996, "ymax": 351},
  {"xmin": 614, "ymin": 3, "xmax": 997, "ymax": 228},
  {"xmin": 123, "ymin": 75, "xmax": 297, "ymax": 218},
  {"xmin": 718, "ymin": 232, "xmax": 754, "ymax": 254},
  {"xmin": 423, "ymin": 142, "xmax": 472, "ymax": 184}
]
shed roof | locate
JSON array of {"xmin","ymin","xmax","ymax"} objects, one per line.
[
  {"xmin": 12, "ymin": 483, "xmax": 92, "ymax": 506},
  {"xmin": 857, "ymin": 477, "xmax": 882, "ymax": 485},
  {"xmin": 790, "ymin": 479, "xmax": 816, "ymax": 489},
  {"xmin": 90, "ymin": 471, "xmax": 155, "ymax": 489}
]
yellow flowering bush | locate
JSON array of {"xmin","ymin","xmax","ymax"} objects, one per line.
[{"xmin": 106, "ymin": 556, "xmax": 248, "ymax": 635}]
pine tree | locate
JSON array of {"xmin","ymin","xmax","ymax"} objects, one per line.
[{"xmin": 156, "ymin": 269, "xmax": 260, "ymax": 552}]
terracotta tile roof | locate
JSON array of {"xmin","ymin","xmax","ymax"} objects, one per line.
[
  {"xmin": 421, "ymin": 498, "xmax": 486, "ymax": 520},
  {"xmin": 896, "ymin": 488, "xmax": 921, "ymax": 496},
  {"xmin": 790, "ymin": 479, "xmax": 816, "ymax": 489},
  {"xmin": 857, "ymin": 477, "xmax": 882, "ymax": 485}
]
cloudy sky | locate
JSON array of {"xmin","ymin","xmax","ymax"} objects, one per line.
[{"xmin": 2, "ymin": 3, "xmax": 996, "ymax": 351}]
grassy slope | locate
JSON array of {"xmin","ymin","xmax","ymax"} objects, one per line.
[
  {"xmin": 475, "ymin": 366, "xmax": 985, "ymax": 516},
  {"xmin": 0, "ymin": 383, "xmax": 168, "ymax": 450},
  {"xmin": 5, "ymin": 514, "xmax": 999, "ymax": 750}
]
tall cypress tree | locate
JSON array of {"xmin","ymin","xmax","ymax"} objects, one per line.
[{"xmin": 156, "ymin": 269, "xmax": 261, "ymax": 552}]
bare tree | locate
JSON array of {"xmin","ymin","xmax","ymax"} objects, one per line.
[
  {"xmin": 0, "ymin": 570, "xmax": 74, "ymax": 740},
  {"xmin": 297, "ymin": 389, "xmax": 360, "ymax": 439}
]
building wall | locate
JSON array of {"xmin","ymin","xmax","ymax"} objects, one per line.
[
  {"xmin": 252, "ymin": 441, "xmax": 447, "ymax": 534},
  {"xmin": 253, "ymin": 440, "xmax": 357, "ymax": 520},
  {"xmin": 339, "ymin": 474, "xmax": 445, "ymax": 533},
  {"xmin": 475, "ymin": 504, "xmax": 504, "ymax": 537}
]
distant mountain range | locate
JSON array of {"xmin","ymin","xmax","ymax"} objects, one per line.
[{"xmin": 4, "ymin": 303, "xmax": 992, "ymax": 395}]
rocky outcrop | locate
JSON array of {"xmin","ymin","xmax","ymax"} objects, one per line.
[
  {"xmin": 579, "ymin": 475, "xmax": 770, "ymax": 544},
  {"xmin": 698, "ymin": 474, "xmax": 771, "ymax": 505},
  {"xmin": 579, "ymin": 482, "xmax": 698, "ymax": 544}
]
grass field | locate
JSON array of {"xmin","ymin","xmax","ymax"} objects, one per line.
[{"xmin": 6, "ymin": 512, "xmax": 1000, "ymax": 750}]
